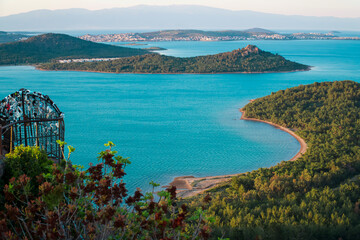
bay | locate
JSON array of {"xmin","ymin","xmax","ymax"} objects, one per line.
[{"xmin": 0, "ymin": 40, "xmax": 359, "ymax": 193}]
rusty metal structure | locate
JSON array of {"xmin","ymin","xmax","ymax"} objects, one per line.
[{"xmin": 0, "ymin": 89, "xmax": 64, "ymax": 160}]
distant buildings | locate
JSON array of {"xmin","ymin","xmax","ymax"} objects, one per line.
[
  {"xmin": 79, "ymin": 31, "xmax": 359, "ymax": 42},
  {"xmin": 58, "ymin": 57, "xmax": 121, "ymax": 63}
]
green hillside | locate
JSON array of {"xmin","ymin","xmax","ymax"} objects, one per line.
[
  {"xmin": 0, "ymin": 31, "xmax": 28, "ymax": 43},
  {"xmin": 0, "ymin": 33, "xmax": 148, "ymax": 65},
  {"xmin": 39, "ymin": 45, "xmax": 309, "ymax": 73},
  {"xmin": 189, "ymin": 81, "xmax": 360, "ymax": 239}
]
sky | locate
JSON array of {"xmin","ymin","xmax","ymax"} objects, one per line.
[{"xmin": 1, "ymin": 0, "xmax": 360, "ymax": 18}]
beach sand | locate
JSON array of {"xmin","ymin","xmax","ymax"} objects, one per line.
[{"xmin": 164, "ymin": 104, "xmax": 308, "ymax": 198}]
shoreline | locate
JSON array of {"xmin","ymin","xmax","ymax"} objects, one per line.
[
  {"xmin": 239, "ymin": 108, "xmax": 307, "ymax": 162},
  {"xmin": 165, "ymin": 105, "xmax": 308, "ymax": 198},
  {"xmin": 35, "ymin": 66, "xmax": 311, "ymax": 75}
]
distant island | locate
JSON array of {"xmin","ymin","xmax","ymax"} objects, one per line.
[
  {"xmin": 0, "ymin": 33, "xmax": 149, "ymax": 65},
  {"xmin": 0, "ymin": 32, "xmax": 310, "ymax": 74},
  {"xmin": 39, "ymin": 45, "xmax": 310, "ymax": 74},
  {"xmin": 143, "ymin": 46, "xmax": 167, "ymax": 51},
  {"xmin": 80, "ymin": 29, "xmax": 360, "ymax": 42}
]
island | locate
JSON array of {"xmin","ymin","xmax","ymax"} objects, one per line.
[
  {"xmin": 38, "ymin": 45, "xmax": 310, "ymax": 74},
  {"xmin": 0, "ymin": 33, "xmax": 149, "ymax": 65},
  {"xmin": 143, "ymin": 46, "xmax": 167, "ymax": 51},
  {"xmin": 185, "ymin": 80, "xmax": 360, "ymax": 239}
]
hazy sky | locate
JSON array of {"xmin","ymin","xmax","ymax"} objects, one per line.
[{"xmin": 1, "ymin": 0, "xmax": 360, "ymax": 18}]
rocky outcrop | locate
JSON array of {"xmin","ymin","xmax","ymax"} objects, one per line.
[
  {"xmin": 229, "ymin": 45, "xmax": 261, "ymax": 57},
  {"xmin": 240, "ymin": 45, "xmax": 260, "ymax": 56}
]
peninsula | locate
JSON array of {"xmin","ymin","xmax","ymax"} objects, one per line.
[
  {"xmin": 186, "ymin": 80, "xmax": 360, "ymax": 239},
  {"xmin": 39, "ymin": 45, "xmax": 310, "ymax": 74},
  {"xmin": 0, "ymin": 33, "xmax": 149, "ymax": 65}
]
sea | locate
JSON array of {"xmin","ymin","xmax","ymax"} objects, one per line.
[{"xmin": 1, "ymin": 39, "xmax": 360, "ymax": 193}]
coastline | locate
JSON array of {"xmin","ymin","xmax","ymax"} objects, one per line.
[
  {"xmin": 239, "ymin": 108, "xmax": 307, "ymax": 162},
  {"xmin": 165, "ymin": 105, "xmax": 308, "ymax": 198},
  {"xmin": 35, "ymin": 66, "xmax": 311, "ymax": 75}
]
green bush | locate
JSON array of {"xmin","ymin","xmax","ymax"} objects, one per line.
[
  {"xmin": 0, "ymin": 143, "xmax": 211, "ymax": 239},
  {"xmin": 3, "ymin": 146, "xmax": 53, "ymax": 191}
]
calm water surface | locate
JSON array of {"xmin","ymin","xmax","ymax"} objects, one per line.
[{"xmin": 1, "ymin": 40, "xmax": 359, "ymax": 192}]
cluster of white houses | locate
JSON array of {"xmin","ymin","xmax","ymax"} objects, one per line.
[
  {"xmin": 78, "ymin": 31, "xmax": 360, "ymax": 42},
  {"xmin": 58, "ymin": 57, "xmax": 121, "ymax": 63}
]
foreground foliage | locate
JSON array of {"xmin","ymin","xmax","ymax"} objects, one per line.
[
  {"xmin": 39, "ymin": 45, "xmax": 309, "ymax": 74},
  {"xmin": 0, "ymin": 142, "xmax": 211, "ymax": 239},
  {"xmin": 189, "ymin": 81, "xmax": 360, "ymax": 239},
  {"xmin": 2, "ymin": 146, "xmax": 52, "ymax": 188}
]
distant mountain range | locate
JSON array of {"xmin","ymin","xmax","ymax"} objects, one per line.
[{"xmin": 1, "ymin": 5, "xmax": 360, "ymax": 31}]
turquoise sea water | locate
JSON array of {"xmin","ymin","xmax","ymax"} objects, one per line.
[{"xmin": 1, "ymin": 40, "xmax": 360, "ymax": 193}]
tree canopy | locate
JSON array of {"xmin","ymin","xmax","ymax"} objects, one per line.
[
  {"xmin": 39, "ymin": 45, "xmax": 309, "ymax": 74},
  {"xmin": 189, "ymin": 80, "xmax": 360, "ymax": 240},
  {"xmin": 0, "ymin": 33, "xmax": 148, "ymax": 65}
]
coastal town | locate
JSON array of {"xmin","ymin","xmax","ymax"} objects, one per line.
[
  {"xmin": 58, "ymin": 57, "xmax": 122, "ymax": 63},
  {"xmin": 79, "ymin": 29, "xmax": 360, "ymax": 42}
]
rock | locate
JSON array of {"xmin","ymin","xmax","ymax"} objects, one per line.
[{"xmin": 244, "ymin": 44, "xmax": 259, "ymax": 53}]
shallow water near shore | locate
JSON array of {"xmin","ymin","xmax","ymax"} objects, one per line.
[{"xmin": 1, "ymin": 40, "xmax": 360, "ymax": 193}]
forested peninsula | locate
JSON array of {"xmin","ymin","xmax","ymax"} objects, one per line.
[
  {"xmin": 0, "ymin": 33, "xmax": 148, "ymax": 65},
  {"xmin": 188, "ymin": 81, "xmax": 360, "ymax": 239},
  {"xmin": 39, "ymin": 45, "xmax": 310, "ymax": 74}
]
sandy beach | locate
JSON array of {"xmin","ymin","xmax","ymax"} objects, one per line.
[{"xmin": 164, "ymin": 104, "xmax": 308, "ymax": 198}]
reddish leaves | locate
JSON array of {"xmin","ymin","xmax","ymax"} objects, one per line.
[{"xmin": 0, "ymin": 144, "xmax": 211, "ymax": 239}]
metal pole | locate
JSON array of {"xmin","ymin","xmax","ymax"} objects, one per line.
[
  {"xmin": 10, "ymin": 126, "xmax": 13, "ymax": 153},
  {"xmin": 36, "ymin": 123, "xmax": 39, "ymax": 147},
  {"xmin": 21, "ymin": 91, "xmax": 28, "ymax": 146},
  {"xmin": 24, "ymin": 124, "xmax": 28, "ymax": 147},
  {"xmin": 58, "ymin": 120, "xmax": 61, "ymax": 160}
]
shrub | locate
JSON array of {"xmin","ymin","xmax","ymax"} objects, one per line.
[
  {"xmin": 4, "ymin": 146, "xmax": 53, "ymax": 181},
  {"xmin": 0, "ymin": 146, "xmax": 53, "ymax": 205},
  {"xmin": 0, "ymin": 143, "xmax": 211, "ymax": 239}
]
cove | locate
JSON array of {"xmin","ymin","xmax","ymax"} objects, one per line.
[{"xmin": 1, "ymin": 39, "xmax": 359, "ymax": 193}]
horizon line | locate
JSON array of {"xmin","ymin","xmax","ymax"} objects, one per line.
[{"xmin": 1, "ymin": 4, "xmax": 360, "ymax": 19}]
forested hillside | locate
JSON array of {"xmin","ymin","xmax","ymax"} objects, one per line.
[
  {"xmin": 0, "ymin": 31, "xmax": 28, "ymax": 43},
  {"xmin": 0, "ymin": 33, "xmax": 148, "ymax": 65},
  {"xmin": 189, "ymin": 81, "xmax": 360, "ymax": 239},
  {"xmin": 39, "ymin": 45, "xmax": 309, "ymax": 73}
]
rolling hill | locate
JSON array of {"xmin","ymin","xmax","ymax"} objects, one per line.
[
  {"xmin": 0, "ymin": 33, "xmax": 149, "ymax": 65},
  {"xmin": 39, "ymin": 45, "xmax": 310, "ymax": 74}
]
